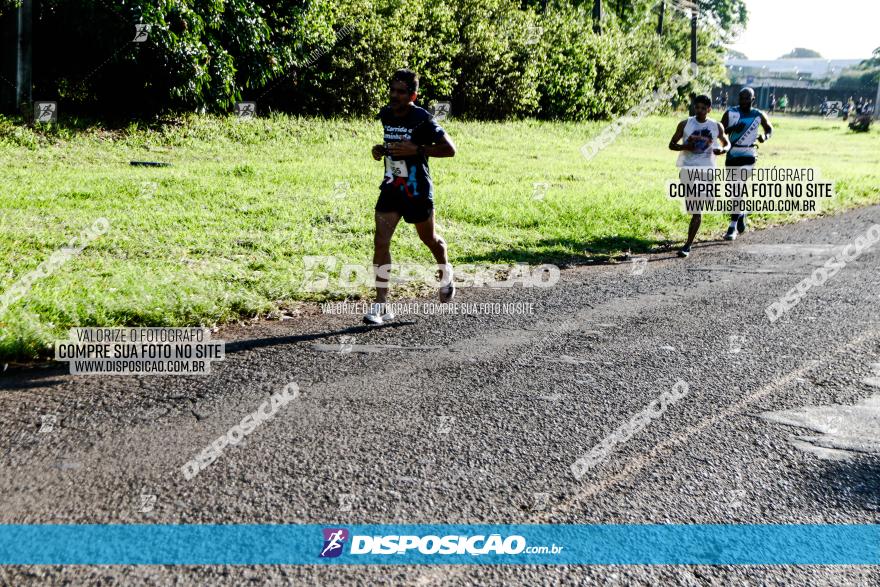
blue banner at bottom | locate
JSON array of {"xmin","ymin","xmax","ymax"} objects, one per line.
[{"xmin": 1, "ymin": 524, "xmax": 878, "ymax": 565}]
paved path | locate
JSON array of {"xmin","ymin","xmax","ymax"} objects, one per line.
[{"xmin": 3, "ymin": 207, "xmax": 880, "ymax": 585}]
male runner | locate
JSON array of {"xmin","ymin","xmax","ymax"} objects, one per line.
[
  {"xmin": 720, "ymin": 87, "xmax": 773, "ymax": 240},
  {"xmin": 668, "ymin": 95, "xmax": 729, "ymax": 257},
  {"xmin": 364, "ymin": 69, "xmax": 457, "ymax": 325}
]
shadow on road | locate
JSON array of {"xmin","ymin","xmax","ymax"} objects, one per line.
[
  {"xmin": 0, "ymin": 322, "xmax": 416, "ymax": 385},
  {"xmin": 0, "ymin": 365, "xmax": 67, "ymax": 390},
  {"xmin": 456, "ymin": 235, "xmax": 734, "ymax": 266},
  {"xmin": 456, "ymin": 235, "xmax": 663, "ymax": 265},
  {"xmin": 809, "ymin": 457, "xmax": 880, "ymax": 511},
  {"xmin": 224, "ymin": 320, "xmax": 416, "ymax": 354}
]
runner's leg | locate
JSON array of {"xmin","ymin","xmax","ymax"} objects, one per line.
[
  {"xmin": 685, "ymin": 214, "xmax": 702, "ymax": 248},
  {"xmin": 414, "ymin": 211, "xmax": 449, "ymax": 274},
  {"xmin": 414, "ymin": 212, "xmax": 454, "ymax": 301},
  {"xmin": 373, "ymin": 211, "xmax": 401, "ymax": 304}
]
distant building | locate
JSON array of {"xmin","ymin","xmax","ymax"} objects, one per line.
[{"xmin": 717, "ymin": 58, "xmax": 867, "ymax": 113}]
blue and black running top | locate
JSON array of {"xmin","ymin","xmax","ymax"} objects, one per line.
[
  {"xmin": 377, "ymin": 105, "xmax": 445, "ymax": 199},
  {"xmin": 724, "ymin": 105, "xmax": 763, "ymax": 161}
]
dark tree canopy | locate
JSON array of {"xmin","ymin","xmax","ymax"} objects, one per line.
[
  {"xmin": 2, "ymin": 0, "xmax": 744, "ymax": 120},
  {"xmin": 780, "ymin": 48, "xmax": 823, "ymax": 59}
]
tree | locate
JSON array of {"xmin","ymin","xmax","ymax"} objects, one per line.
[
  {"xmin": 834, "ymin": 46, "xmax": 880, "ymax": 87},
  {"xmin": 698, "ymin": 0, "xmax": 748, "ymax": 39},
  {"xmin": 0, "ymin": 0, "xmax": 22, "ymax": 16},
  {"xmin": 2, "ymin": 0, "xmax": 742, "ymax": 120},
  {"xmin": 860, "ymin": 46, "xmax": 880, "ymax": 69},
  {"xmin": 780, "ymin": 48, "xmax": 822, "ymax": 59},
  {"xmin": 726, "ymin": 49, "xmax": 747, "ymax": 60}
]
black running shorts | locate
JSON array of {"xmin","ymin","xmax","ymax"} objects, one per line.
[
  {"xmin": 725, "ymin": 154, "xmax": 756, "ymax": 167},
  {"xmin": 375, "ymin": 181, "xmax": 434, "ymax": 224}
]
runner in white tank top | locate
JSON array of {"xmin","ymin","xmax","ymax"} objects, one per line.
[
  {"xmin": 677, "ymin": 116, "xmax": 721, "ymax": 168},
  {"xmin": 669, "ymin": 95, "xmax": 729, "ymax": 258}
]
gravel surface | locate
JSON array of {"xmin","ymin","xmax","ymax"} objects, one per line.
[{"xmin": 2, "ymin": 208, "xmax": 880, "ymax": 586}]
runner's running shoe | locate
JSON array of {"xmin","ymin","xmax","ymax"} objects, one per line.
[
  {"xmin": 677, "ymin": 245, "xmax": 691, "ymax": 258},
  {"xmin": 439, "ymin": 282, "xmax": 455, "ymax": 303},
  {"xmin": 363, "ymin": 303, "xmax": 394, "ymax": 325},
  {"xmin": 724, "ymin": 226, "xmax": 738, "ymax": 241},
  {"xmin": 438, "ymin": 266, "xmax": 455, "ymax": 303},
  {"xmin": 736, "ymin": 214, "xmax": 747, "ymax": 234}
]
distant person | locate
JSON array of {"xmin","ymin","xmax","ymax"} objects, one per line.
[
  {"xmin": 668, "ymin": 95, "xmax": 729, "ymax": 258},
  {"xmin": 856, "ymin": 97, "xmax": 865, "ymax": 115},
  {"xmin": 722, "ymin": 93, "xmax": 729, "ymax": 108},
  {"xmin": 365, "ymin": 69, "xmax": 458, "ymax": 325},
  {"xmin": 721, "ymin": 87, "xmax": 773, "ymax": 241},
  {"xmin": 849, "ymin": 108, "xmax": 873, "ymax": 132},
  {"xmin": 769, "ymin": 93, "xmax": 776, "ymax": 113},
  {"xmin": 778, "ymin": 94, "xmax": 788, "ymax": 112},
  {"xmin": 844, "ymin": 96, "xmax": 855, "ymax": 121}
]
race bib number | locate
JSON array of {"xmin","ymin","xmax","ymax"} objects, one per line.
[{"xmin": 386, "ymin": 158, "xmax": 408, "ymax": 178}]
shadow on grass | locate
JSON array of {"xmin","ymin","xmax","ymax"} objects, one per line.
[{"xmin": 457, "ymin": 235, "xmax": 673, "ymax": 266}]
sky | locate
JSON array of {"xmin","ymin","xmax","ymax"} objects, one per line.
[{"xmin": 728, "ymin": 0, "xmax": 879, "ymax": 60}]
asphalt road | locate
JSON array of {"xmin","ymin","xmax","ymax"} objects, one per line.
[{"xmin": 2, "ymin": 207, "xmax": 880, "ymax": 585}]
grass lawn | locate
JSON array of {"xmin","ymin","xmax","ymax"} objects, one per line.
[{"xmin": 1, "ymin": 113, "xmax": 878, "ymax": 360}]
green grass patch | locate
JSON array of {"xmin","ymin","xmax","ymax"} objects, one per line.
[{"xmin": 1, "ymin": 113, "xmax": 878, "ymax": 360}]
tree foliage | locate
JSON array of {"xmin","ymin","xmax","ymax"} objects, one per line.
[
  {"xmin": 780, "ymin": 48, "xmax": 823, "ymax": 59},
  {"xmin": 832, "ymin": 47, "xmax": 880, "ymax": 91},
  {"xmin": 2, "ymin": 0, "xmax": 743, "ymax": 120}
]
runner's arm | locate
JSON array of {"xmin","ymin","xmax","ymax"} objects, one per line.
[
  {"xmin": 713, "ymin": 122, "xmax": 729, "ymax": 155},
  {"xmin": 668, "ymin": 120, "xmax": 691, "ymax": 151},
  {"xmin": 758, "ymin": 113, "xmax": 773, "ymax": 143},
  {"xmin": 371, "ymin": 144, "xmax": 385, "ymax": 161},
  {"xmin": 387, "ymin": 133, "xmax": 457, "ymax": 158},
  {"xmin": 422, "ymin": 133, "xmax": 456, "ymax": 158}
]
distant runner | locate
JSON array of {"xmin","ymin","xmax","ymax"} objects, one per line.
[
  {"xmin": 668, "ymin": 95, "xmax": 729, "ymax": 257},
  {"xmin": 365, "ymin": 69, "xmax": 458, "ymax": 325},
  {"xmin": 720, "ymin": 87, "xmax": 773, "ymax": 241}
]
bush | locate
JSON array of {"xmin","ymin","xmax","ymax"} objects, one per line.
[
  {"xmin": 449, "ymin": 0, "xmax": 541, "ymax": 120},
  {"xmin": 288, "ymin": 0, "xmax": 537, "ymax": 120},
  {"xmin": 536, "ymin": 7, "xmax": 682, "ymax": 120},
  {"xmin": 284, "ymin": 0, "xmax": 461, "ymax": 117},
  {"xmin": 24, "ymin": 0, "xmax": 336, "ymax": 114}
]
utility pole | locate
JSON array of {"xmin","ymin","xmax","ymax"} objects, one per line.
[
  {"xmin": 593, "ymin": 0, "xmax": 602, "ymax": 34},
  {"xmin": 15, "ymin": 0, "xmax": 33, "ymax": 115},
  {"xmin": 690, "ymin": 6, "xmax": 697, "ymax": 65},
  {"xmin": 657, "ymin": 0, "xmax": 665, "ymax": 35}
]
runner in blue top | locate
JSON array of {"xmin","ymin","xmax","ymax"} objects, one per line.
[{"xmin": 720, "ymin": 88, "xmax": 773, "ymax": 240}]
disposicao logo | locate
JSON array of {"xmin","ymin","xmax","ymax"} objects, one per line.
[
  {"xmin": 318, "ymin": 529, "xmax": 561, "ymax": 559},
  {"xmin": 320, "ymin": 528, "xmax": 349, "ymax": 558},
  {"xmin": 350, "ymin": 534, "xmax": 527, "ymax": 555}
]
